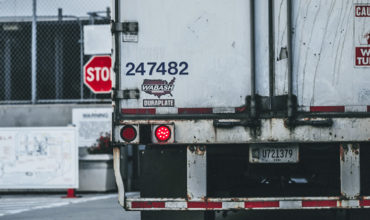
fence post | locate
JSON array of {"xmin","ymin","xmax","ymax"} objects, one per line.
[
  {"xmin": 4, "ymin": 38, "xmax": 12, "ymax": 100},
  {"xmin": 79, "ymin": 20, "xmax": 84, "ymax": 100},
  {"xmin": 31, "ymin": 0, "xmax": 37, "ymax": 103}
]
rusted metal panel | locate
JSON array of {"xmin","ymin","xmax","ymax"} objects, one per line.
[
  {"xmin": 187, "ymin": 146, "xmax": 207, "ymax": 200},
  {"xmin": 119, "ymin": 118, "xmax": 370, "ymax": 144},
  {"xmin": 340, "ymin": 144, "xmax": 361, "ymax": 199}
]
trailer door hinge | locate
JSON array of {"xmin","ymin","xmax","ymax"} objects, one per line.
[
  {"xmin": 114, "ymin": 89, "xmax": 140, "ymax": 100},
  {"xmin": 111, "ymin": 21, "xmax": 139, "ymax": 42}
]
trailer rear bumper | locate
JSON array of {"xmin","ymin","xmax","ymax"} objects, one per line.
[
  {"xmin": 113, "ymin": 144, "xmax": 370, "ymax": 211},
  {"xmin": 125, "ymin": 194, "xmax": 370, "ymax": 210}
]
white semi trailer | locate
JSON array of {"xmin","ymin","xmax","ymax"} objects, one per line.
[{"xmin": 111, "ymin": 0, "xmax": 370, "ymax": 219}]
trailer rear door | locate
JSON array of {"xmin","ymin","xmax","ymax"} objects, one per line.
[
  {"xmin": 119, "ymin": 0, "xmax": 254, "ymax": 114},
  {"xmin": 274, "ymin": 0, "xmax": 370, "ymax": 112}
]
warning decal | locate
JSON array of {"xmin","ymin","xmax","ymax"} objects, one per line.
[
  {"xmin": 356, "ymin": 47, "xmax": 370, "ymax": 65},
  {"xmin": 354, "ymin": 5, "xmax": 370, "ymax": 66}
]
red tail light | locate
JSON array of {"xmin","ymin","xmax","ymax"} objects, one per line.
[
  {"xmin": 120, "ymin": 125, "xmax": 137, "ymax": 142},
  {"xmin": 155, "ymin": 125, "xmax": 171, "ymax": 142}
]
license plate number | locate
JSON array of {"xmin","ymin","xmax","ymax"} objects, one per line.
[{"xmin": 249, "ymin": 145, "xmax": 299, "ymax": 163}]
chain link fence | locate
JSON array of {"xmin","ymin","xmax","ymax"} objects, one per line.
[{"xmin": 0, "ymin": 0, "xmax": 111, "ymax": 104}]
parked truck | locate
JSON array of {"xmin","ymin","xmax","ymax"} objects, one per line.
[{"xmin": 111, "ymin": 0, "xmax": 370, "ymax": 219}]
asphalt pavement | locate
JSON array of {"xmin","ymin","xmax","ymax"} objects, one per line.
[
  {"xmin": 1, "ymin": 194, "xmax": 370, "ymax": 220},
  {"xmin": 0, "ymin": 193, "xmax": 139, "ymax": 220}
]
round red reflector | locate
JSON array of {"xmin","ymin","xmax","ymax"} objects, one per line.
[
  {"xmin": 120, "ymin": 125, "xmax": 137, "ymax": 142},
  {"xmin": 155, "ymin": 125, "xmax": 171, "ymax": 142}
]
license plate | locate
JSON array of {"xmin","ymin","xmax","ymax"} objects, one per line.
[{"xmin": 249, "ymin": 145, "xmax": 299, "ymax": 163}]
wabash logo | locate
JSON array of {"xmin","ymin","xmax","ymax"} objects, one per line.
[{"xmin": 141, "ymin": 77, "xmax": 176, "ymax": 98}]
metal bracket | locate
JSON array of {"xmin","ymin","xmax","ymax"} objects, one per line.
[
  {"xmin": 246, "ymin": 95, "xmax": 297, "ymax": 113},
  {"xmin": 111, "ymin": 21, "xmax": 139, "ymax": 34},
  {"xmin": 111, "ymin": 21, "xmax": 139, "ymax": 42},
  {"xmin": 285, "ymin": 118, "xmax": 333, "ymax": 127},
  {"xmin": 113, "ymin": 89, "xmax": 140, "ymax": 100},
  {"xmin": 340, "ymin": 143, "xmax": 360, "ymax": 199},
  {"xmin": 187, "ymin": 146, "xmax": 207, "ymax": 200},
  {"xmin": 213, "ymin": 119, "xmax": 260, "ymax": 128},
  {"xmin": 113, "ymin": 147, "xmax": 125, "ymax": 207}
]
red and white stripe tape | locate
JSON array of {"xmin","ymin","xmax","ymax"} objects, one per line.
[
  {"xmin": 121, "ymin": 106, "xmax": 370, "ymax": 115},
  {"xmin": 308, "ymin": 105, "xmax": 370, "ymax": 112},
  {"xmin": 127, "ymin": 199, "xmax": 370, "ymax": 210},
  {"xmin": 122, "ymin": 107, "xmax": 247, "ymax": 115}
]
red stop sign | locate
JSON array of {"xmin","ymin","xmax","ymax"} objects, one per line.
[{"xmin": 84, "ymin": 56, "xmax": 112, "ymax": 93}]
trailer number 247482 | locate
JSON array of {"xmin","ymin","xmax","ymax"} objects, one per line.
[{"xmin": 125, "ymin": 62, "xmax": 189, "ymax": 76}]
